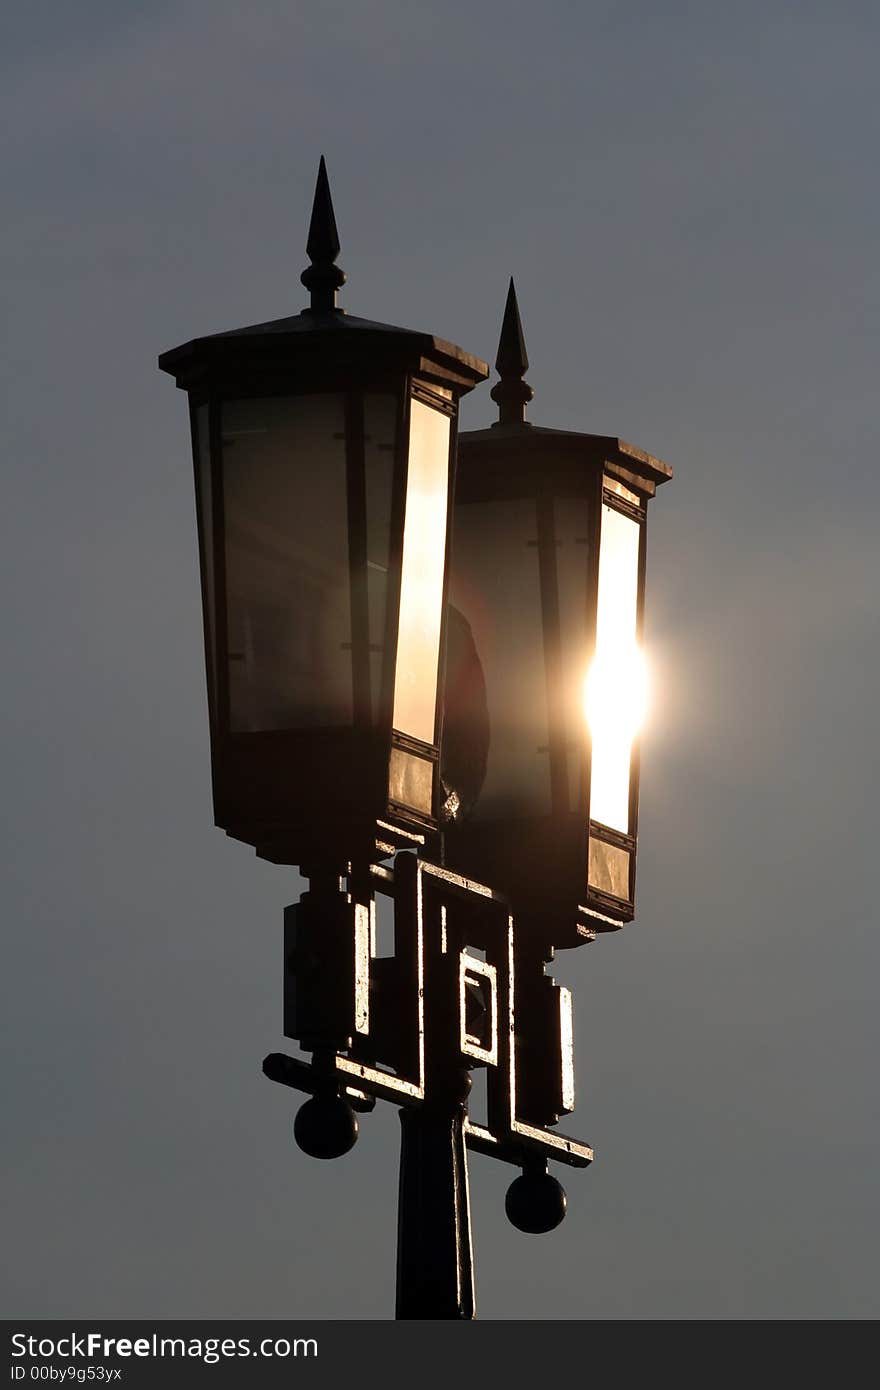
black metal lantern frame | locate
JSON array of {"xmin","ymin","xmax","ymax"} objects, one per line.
[
  {"xmin": 441, "ymin": 282, "xmax": 672, "ymax": 946},
  {"xmin": 159, "ymin": 164, "xmax": 487, "ymax": 870}
]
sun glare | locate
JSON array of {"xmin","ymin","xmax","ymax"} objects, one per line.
[
  {"xmin": 584, "ymin": 640, "xmax": 649, "ymax": 746},
  {"xmin": 583, "ymin": 640, "xmax": 648, "ymax": 832}
]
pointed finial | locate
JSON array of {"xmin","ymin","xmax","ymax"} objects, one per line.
[
  {"xmin": 300, "ymin": 156, "xmax": 346, "ymax": 313},
  {"xmin": 490, "ymin": 278, "xmax": 534, "ymax": 426}
]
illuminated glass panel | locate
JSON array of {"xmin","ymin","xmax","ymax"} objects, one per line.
[
  {"xmin": 222, "ymin": 394, "xmax": 352, "ymax": 731},
  {"xmin": 586, "ymin": 499, "xmax": 643, "ymax": 832},
  {"xmin": 388, "ymin": 745, "xmax": 433, "ymax": 815},
  {"xmin": 392, "ymin": 399, "xmax": 450, "ymax": 744},
  {"xmin": 588, "ymin": 835, "xmax": 631, "ymax": 900}
]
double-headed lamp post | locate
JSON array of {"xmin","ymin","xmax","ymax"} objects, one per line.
[{"xmin": 159, "ymin": 161, "xmax": 672, "ymax": 1319}]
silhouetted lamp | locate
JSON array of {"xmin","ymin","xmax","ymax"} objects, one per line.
[
  {"xmin": 442, "ymin": 281, "xmax": 671, "ymax": 945},
  {"xmin": 159, "ymin": 160, "xmax": 487, "ymax": 868}
]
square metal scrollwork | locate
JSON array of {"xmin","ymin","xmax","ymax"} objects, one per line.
[{"xmin": 266, "ymin": 853, "xmax": 592, "ymax": 1172}]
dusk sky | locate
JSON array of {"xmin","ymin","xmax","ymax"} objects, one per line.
[{"xmin": 3, "ymin": 1, "xmax": 879, "ymax": 1319}]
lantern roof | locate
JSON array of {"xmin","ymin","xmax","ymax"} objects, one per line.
[
  {"xmin": 159, "ymin": 158, "xmax": 488, "ymax": 394},
  {"xmin": 460, "ymin": 278, "xmax": 672, "ymax": 494},
  {"xmin": 158, "ymin": 310, "xmax": 487, "ymax": 384},
  {"xmin": 460, "ymin": 421, "xmax": 672, "ymax": 492}
]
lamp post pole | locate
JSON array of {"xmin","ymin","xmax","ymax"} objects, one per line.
[{"xmin": 396, "ymin": 1068, "xmax": 475, "ymax": 1318}]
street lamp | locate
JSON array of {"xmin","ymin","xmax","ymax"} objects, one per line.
[
  {"xmin": 442, "ymin": 279, "xmax": 672, "ymax": 949},
  {"xmin": 159, "ymin": 168, "xmax": 672, "ymax": 1320},
  {"xmin": 159, "ymin": 157, "xmax": 487, "ymax": 873}
]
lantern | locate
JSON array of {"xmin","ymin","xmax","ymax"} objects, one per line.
[
  {"xmin": 441, "ymin": 281, "xmax": 671, "ymax": 945},
  {"xmin": 159, "ymin": 160, "xmax": 487, "ymax": 868}
]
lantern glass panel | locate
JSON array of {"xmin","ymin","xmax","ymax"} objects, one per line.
[
  {"xmin": 222, "ymin": 393, "xmax": 352, "ymax": 732},
  {"xmin": 193, "ymin": 403, "xmax": 217, "ymax": 714},
  {"xmin": 588, "ymin": 835, "xmax": 631, "ymax": 899},
  {"xmin": 447, "ymin": 498, "xmax": 550, "ymax": 818},
  {"xmin": 554, "ymin": 495, "xmax": 593, "ymax": 814},
  {"xmin": 363, "ymin": 394, "xmax": 397, "ymax": 724},
  {"xmin": 388, "ymin": 744, "xmax": 433, "ymax": 815},
  {"xmin": 587, "ymin": 498, "xmax": 643, "ymax": 832},
  {"xmin": 392, "ymin": 399, "xmax": 450, "ymax": 744}
]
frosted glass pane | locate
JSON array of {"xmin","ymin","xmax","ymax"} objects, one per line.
[
  {"xmin": 392, "ymin": 400, "xmax": 450, "ymax": 743},
  {"xmin": 363, "ymin": 395, "xmax": 396, "ymax": 724},
  {"xmin": 587, "ymin": 501, "xmax": 642, "ymax": 831},
  {"xmin": 223, "ymin": 394, "xmax": 352, "ymax": 731},
  {"xmin": 588, "ymin": 836, "xmax": 631, "ymax": 900},
  {"xmin": 447, "ymin": 499, "xmax": 550, "ymax": 818},
  {"xmin": 388, "ymin": 745, "xmax": 433, "ymax": 815},
  {"xmin": 554, "ymin": 496, "xmax": 592, "ymax": 813}
]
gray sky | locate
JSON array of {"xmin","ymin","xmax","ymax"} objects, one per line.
[{"xmin": 3, "ymin": 0, "xmax": 878, "ymax": 1319}]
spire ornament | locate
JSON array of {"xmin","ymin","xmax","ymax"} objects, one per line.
[
  {"xmin": 490, "ymin": 278, "xmax": 533, "ymax": 426},
  {"xmin": 300, "ymin": 156, "xmax": 347, "ymax": 313}
]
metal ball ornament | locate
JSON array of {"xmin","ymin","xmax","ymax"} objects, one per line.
[
  {"xmin": 294, "ymin": 1094, "xmax": 358, "ymax": 1160},
  {"xmin": 505, "ymin": 1169, "xmax": 567, "ymax": 1234}
]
